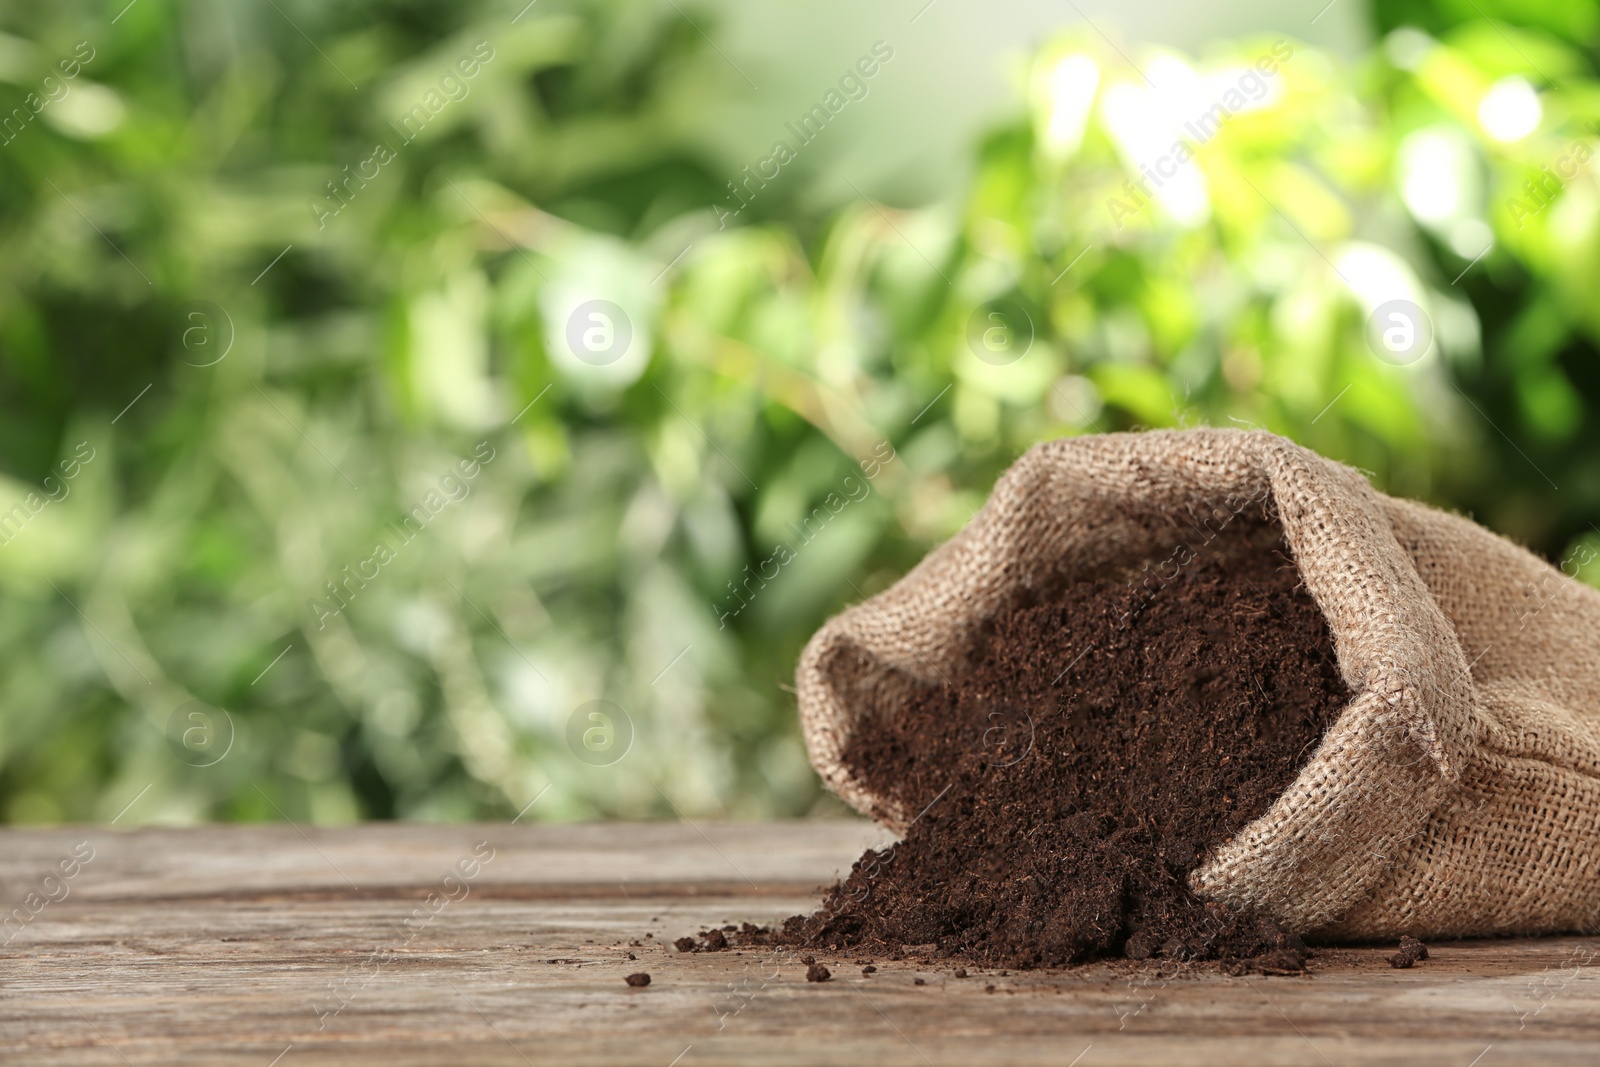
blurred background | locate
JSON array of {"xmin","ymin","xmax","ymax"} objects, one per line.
[{"xmin": 2, "ymin": 0, "xmax": 1598, "ymax": 826}]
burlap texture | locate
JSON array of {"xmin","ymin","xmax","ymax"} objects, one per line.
[{"xmin": 796, "ymin": 428, "xmax": 1600, "ymax": 940}]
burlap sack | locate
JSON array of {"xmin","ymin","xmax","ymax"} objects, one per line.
[{"xmin": 796, "ymin": 428, "xmax": 1600, "ymax": 940}]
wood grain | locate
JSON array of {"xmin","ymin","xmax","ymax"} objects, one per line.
[{"xmin": 1, "ymin": 821, "xmax": 1597, "ymax": 1065}]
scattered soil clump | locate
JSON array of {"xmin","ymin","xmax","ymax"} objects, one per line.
[
  {"xmin": 1388, "ymin": 936, "xmax": 1429, "ymax": 969},
  {"xmin": 779, "ymin": 517, "xmax": 1349, "ymax": 972},
  {"xmin": 624, "ymin": 972, "xmax": 651, "ymax": 987}
]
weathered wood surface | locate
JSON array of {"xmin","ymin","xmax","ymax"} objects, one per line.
[{"xmin": 2, "ymin": 821, "xmax": 1598, "ymax": 1065}]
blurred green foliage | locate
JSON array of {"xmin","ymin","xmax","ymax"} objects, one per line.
[{"xmin": 0, "ymin": 0, "xmax": 1596, "ymax": 825}]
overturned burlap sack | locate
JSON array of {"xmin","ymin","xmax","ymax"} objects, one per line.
[{"xmin": 797, "ymin": 428, "xmax": 1600, "ymax": 940}]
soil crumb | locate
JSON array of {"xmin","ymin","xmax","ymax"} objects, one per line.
[
  {"xmin": 624, "ymin": 972, "xmax": 651, "ymax": 987},
  {"xmin": 779, "ymin": 517, "xmax": 1348, "ymax": 972},
  {"xmin": 1389, "ymin": 936, "xmax": 1429, "ymax": 968}
]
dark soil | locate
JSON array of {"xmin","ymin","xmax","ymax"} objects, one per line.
[
  {"xmin": 1389, "ymin": 936, "xmax": 1429, "ymax": 968},
  {"xmin": 624, "ymin": 972, "xmax": 651, "ymax": 987},
  {"xmin": 736, "ymin": 516, "xmax": 1349, "ymax": 973}
]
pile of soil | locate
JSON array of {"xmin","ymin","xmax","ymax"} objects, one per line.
[
  {"xmin": 1388, "ymin": 936, "xmax": 1429, "ymax": 968},
  {"xmin": 725, "ymin": 517, "xmax": 1350, "ymax": 972}
]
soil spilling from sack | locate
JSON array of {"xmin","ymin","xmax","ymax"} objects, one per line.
[{"xmin": 779, "ymin": 517, "xmax": 1349, "ymax": 971}]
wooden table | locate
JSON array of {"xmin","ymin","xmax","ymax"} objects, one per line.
[{"xmin": 2, "ymin": 821, "xmax": 1598, "ymax": 1065}]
